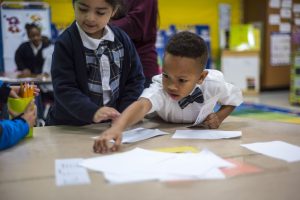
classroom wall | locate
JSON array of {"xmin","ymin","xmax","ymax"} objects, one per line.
[
  {"xmin": 158, "ymin": 0, "xmax": 242, "ymax": 59},
  {"xmin": 2, "ymin": 0, "xmax": 242, "ymax": 60}
]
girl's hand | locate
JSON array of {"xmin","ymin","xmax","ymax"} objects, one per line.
[
  {"xmin": 93, "ymin": 107, "xmax": 120, "ymax": 123},
  {"xmin": 93, "ymin": 127, "xmax": 123, "ymax": 154},
  {"xmin": 202, "ymin": 113, "xmax": 221, "ymax": 129}
]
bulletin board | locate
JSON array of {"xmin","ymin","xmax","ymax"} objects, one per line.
[
  {"xmin": 243, "ymin": 0, "xmax": 294, "ymax": 89},
  {"xmin": 0, "ymin": 2, "xmax": 51, "ymax": 72}
]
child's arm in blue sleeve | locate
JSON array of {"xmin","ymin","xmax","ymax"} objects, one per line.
[{"xmin": 0, "ymin": 119, "xmax": 29, "ymax": 150}]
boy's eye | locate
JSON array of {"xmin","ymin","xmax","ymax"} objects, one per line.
[{"xmin": 178, "ymin": 79, "xmax": 188, "ymax": 83}]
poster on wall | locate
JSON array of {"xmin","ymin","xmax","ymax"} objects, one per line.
[
  {"xmin": 1, "ymin": 5, "xmax": 51, "ymax": 72},
  {"xmin": 270, "ymin": 33, "xmax": 291, "ymax": 66}
]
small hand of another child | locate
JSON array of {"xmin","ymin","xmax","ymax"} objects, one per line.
[
  {"xmin": 21, "ymin": 100, "xmax": 37, "ymax": 127},
  {"xmin": 202, "ymin": 113, "xmax": 221, "ymax": 129},
  {"xmin": 93, "ymin": 106, "xmax": 120, "ymax": 123},
  {"xmin": 93, "ymin": 127, "xmax": 123, "ymax": 154},
  {"xmin": 10, "ymin": 84, "xmax": 40, "ymax": 98}
]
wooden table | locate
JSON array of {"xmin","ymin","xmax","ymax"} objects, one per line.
[{"xmin": 1, "ymin": 116, "xmax": 300, "ymax": 200}]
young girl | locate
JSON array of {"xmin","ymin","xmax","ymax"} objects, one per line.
[
  {"xmin": 15, "ymin": 23, "xmax": 50, "ymax": 76},
  {"xmin": 46, "ymin": 0, "xmax": 145, "ymax": 125}
]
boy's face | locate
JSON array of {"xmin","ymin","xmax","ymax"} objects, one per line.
[
  {"xmin": 162, "ymin": 53, "xmax": 208, "ymax": 101},
  {"xmin": 74, "ymin": 0, "xmax": 117, "ymax": 39}
]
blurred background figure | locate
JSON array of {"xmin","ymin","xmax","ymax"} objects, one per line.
[
  {"xmin": 110, "ymin": 0, "xmax": 160, "ymax": 88},
  {"xmin": 14, "ymin": 23, "xmax": 50, "ymax": 77}
]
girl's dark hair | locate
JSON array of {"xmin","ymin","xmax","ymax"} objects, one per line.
[
  {"xmin": 165, "ymin": 31, "xmax": 208, "ymax": 68},
  {"xmin": 25, "ymin": 23, "xmax": 41, "ymax": 35},
  {"xmin": 72, "ymin": 0, "xmax": 121, "ymax": 10}
]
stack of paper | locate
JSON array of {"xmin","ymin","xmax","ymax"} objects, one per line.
[{"xmin": 80, "ymin": 148, "xmax": 234, "ymax": 184}]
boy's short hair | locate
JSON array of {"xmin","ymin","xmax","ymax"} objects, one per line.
[{"xmin": 165, "ymin": 31, "xmax": 208, "ymax": 69}]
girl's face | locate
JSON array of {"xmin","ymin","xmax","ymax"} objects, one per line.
[
  {"xmin": 28, "ymin": 27, "xmax": 42, "ymax": 47},
  {"xmin": 74, "ymin": 0, "xmax": 117, "ymax": 39}
]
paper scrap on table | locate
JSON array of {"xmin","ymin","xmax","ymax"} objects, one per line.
[
  {"xmin": 189, "ymin": 95, "xmax": 220, "ymax": 128},
  {"xmin": 80, "ymin": 148, "xmax": 234, "ymax": 184},
  {"xmin": 241, "ymin": 141, "xmax": 300, "ymax": 162},
  {"xmin": 119, "ymin": 128, "xmax": 169, "ymax": 143},
  {"xmin": 93, "ymin": 128, "xmax": 169, "ymax": 144},
  {"xmin": 221, "ymin": 159, "xmax": 262, "ymax": 177},
  {"xmin": 154, "ymin": 146, "xmax": 199, "ymax": 153},
  {"xmin": 55, "ymin": 158, "xmax": 91, "ymax": 186},
  {"xmin": 172, "ymin": 130, "xmax": 242, "ymax": 139}
]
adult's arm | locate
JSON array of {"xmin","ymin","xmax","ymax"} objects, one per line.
[{"xmin": 110, "ymin": 0, "xmax": 156, "ymax": 41}]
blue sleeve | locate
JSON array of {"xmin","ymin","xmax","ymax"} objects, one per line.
[{"xmin": 0, "ymin": 119, "xmax": 29, "ymax": 150}]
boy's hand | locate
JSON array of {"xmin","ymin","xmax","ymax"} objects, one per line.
[
  {"xmin": 93, "ymin": 127, "xmax": 123, "ymax": 153},
  {"xmin": 93, "ymin": 107, "xmax": 120, "ymax": 123},
  {"xmin": 202, "ymin": 113, "xmax": 221, "ymax": 129},
  {"xmin": 21, "ymin": 100, "xmax": 37, "ymax": 128}
]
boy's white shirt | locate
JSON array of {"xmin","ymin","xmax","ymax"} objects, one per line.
[
  {"xmin": 140, "ymin": 69, "xmax": 243, "ymax": 123},
  {"xmin": 76, "ymin": 22, "xmax": 114, "ymax": 105}
]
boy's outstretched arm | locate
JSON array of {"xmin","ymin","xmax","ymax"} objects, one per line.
[
  {"xmin": 93, "ymin": 98, "xmax": 152, "ymax": 154},
  {"xmin": 202, "ymin": 105, "xmax": 235, "ymax": 129}
]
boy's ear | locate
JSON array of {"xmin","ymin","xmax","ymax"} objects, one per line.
[{"xmin": 197, "ymin": 70, "xmax": 208, "ymax": 84}]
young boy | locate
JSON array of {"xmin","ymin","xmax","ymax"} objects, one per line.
[{"xmin": 93, "ymin": 31, "xmax": 243, "ymax": 153}]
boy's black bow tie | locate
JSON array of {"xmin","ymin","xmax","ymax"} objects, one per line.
[{"xmin": 178, "ymin": 87, "xmax": 204, "ymax": 109}]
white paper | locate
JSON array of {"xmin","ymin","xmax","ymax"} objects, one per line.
[
  {"xmin": 189, "ymin": 95, "xmax": 220, "ymax": 127},
  {"xmin": 110, "ymin": 149, "xmax": 231, "ymax": 183},
  {"xmin": 281, "ymin": 0, "xmax": 292, "ymax": 8},
  {"xmin": 172, "ymin": 130, "xmax": 242, "ymax": 140},
  {"xmin": 269, "ymin": 14, "xmax": 281, "ymax": 25},
  {"xmin": 295, "ymin": 18, "xmax": 300, "ymax": 26},
  {"xmin": 80, "ymin": 148, "xmax": 233, "ymax": 184},
  {"xmin": 120, "ymin": 128, "xmax": 169, "ymax": 143},
  {"xmin": 80, "ymin": 148, "xmax": 176, "ymax": 174},
  {"xmin": 293, "ymin": 4, "xmax": 300, "ymax": 13},
  {"xmin": 279, "ymin": 23, "xmax": 291, "ymax": 33},
  {"xmin": 55, "ymin": 159, "xmax": 91, "ymax": 186},
  {"xmin": 280, "ymin": 8, "xmax": 292, "ymax": 19},
  {"xmin": 269, "ymin": 0, "xmax": 280, "ymax": 8},
  {"xmin": 271, "ymin": 33, "xmax": 291, "ymax": 66},
  {"xmin": 241, "ymin": 141, "xmax": 300, "ymax": 162}
]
